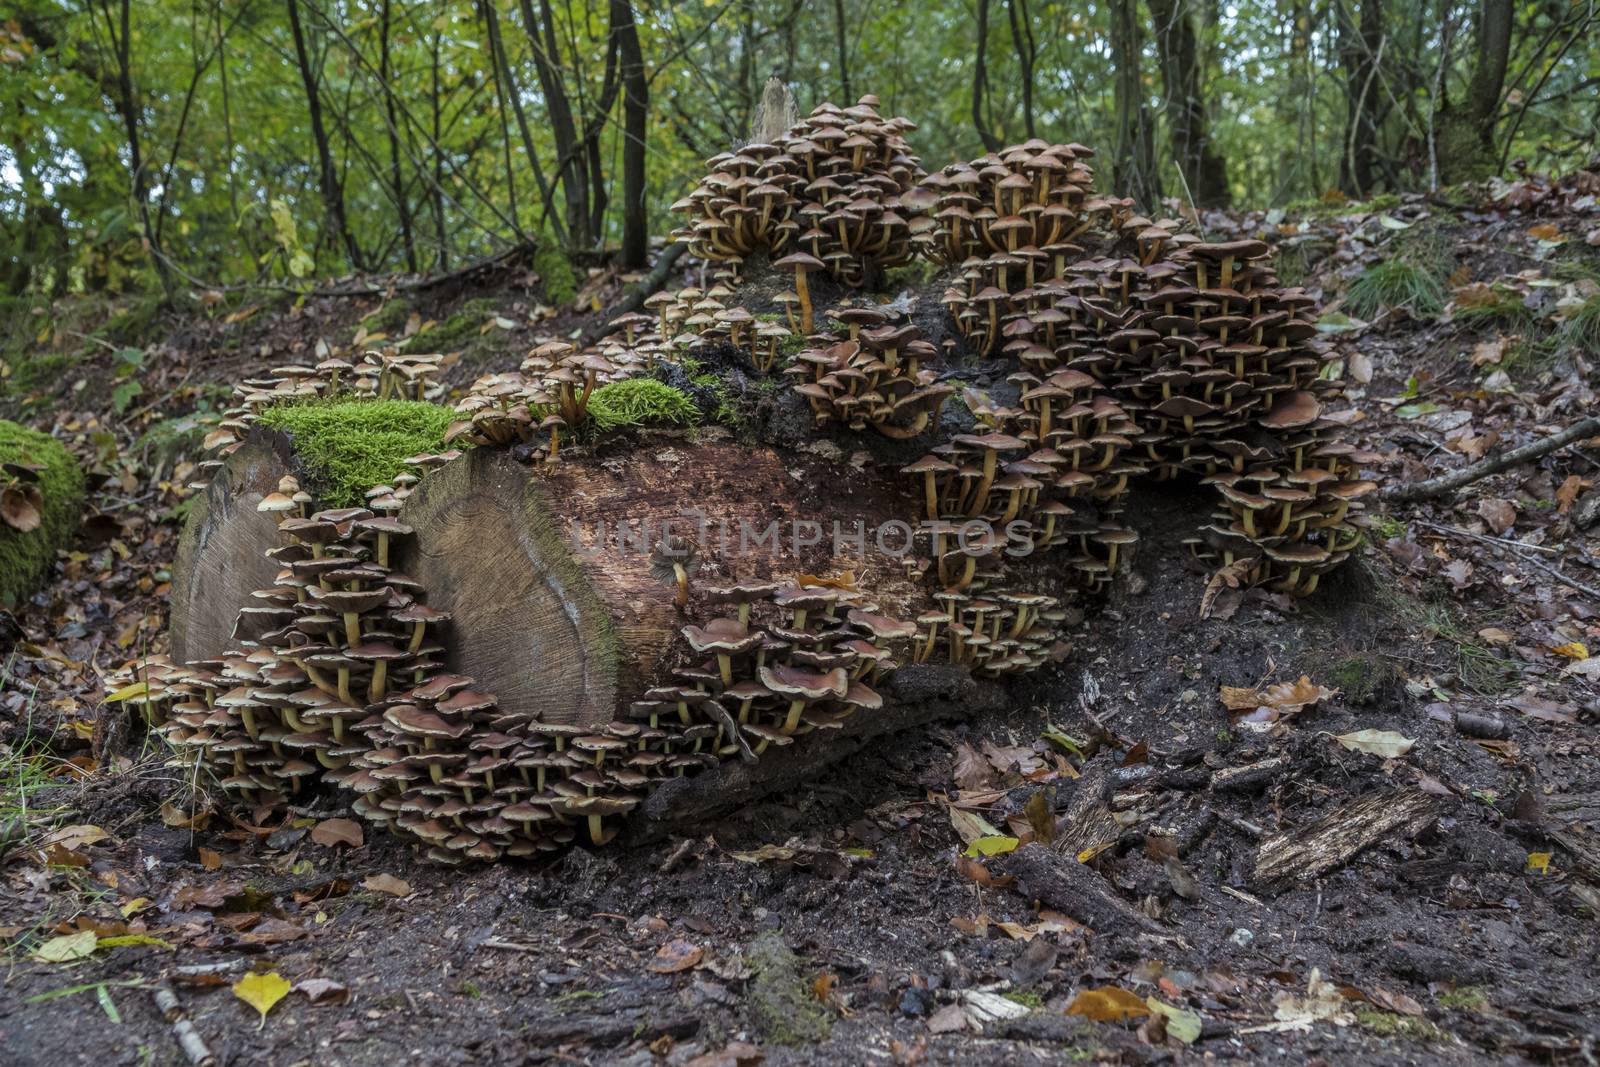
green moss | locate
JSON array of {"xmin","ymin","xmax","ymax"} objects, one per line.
[
  {"xmin": 1003, "ymin": 990, "xmax": 1045, "ymax": 1009},
  {"xmin": 1347, "ymin": 259, "xmax": 1446, "ymax": 319},
  {"xmin": 1437, "ymin": 986, "xmax": 1487, "ymax": 1011},
  {"xmin": 587, "ymin": 379, "xmax": 701, "ymax": 432},
  {"xmin": 361, "ymin": 298, "xmax": 415, "ymax": 336},
  {"xmin": 1355, "ymin": 1008, "xmax": 1444, "ymax": 1042},
  {"xmin": 534, "ymin": 241, "xmax": 578, "ymax": 307},
  {"xmin": 256, "ymin": 399, "xmax": 455, "ymax": 508},
  {"xmin": 1326, "ymin": 653, "xmax": 1390, "ymax": 706},
  {"xmin": 401, "ymin": 298, "xmax": 497, "ymax": 356},
  {"xmin": 1283, "ymin": 192, "xmax": 1402, "ymax": 219},
  {"xmin": 0, "ymin": 420, "xmax": 85, "ymax": 608},
  {"xmin": 745, "ymin": 932, "xmax": 833, "ymax": 1046}
]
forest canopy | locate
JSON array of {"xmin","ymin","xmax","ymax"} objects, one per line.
[{"xmin": 2, "ymin": 0, "xmax": 1596, "ymax": 297}]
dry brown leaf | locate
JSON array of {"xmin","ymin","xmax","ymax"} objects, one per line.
[
  {"xmin": 1556, "ymin": 474, "xmax": 1584, "ymax": 514},
  {"xmin": 951, "ymin": 742, "xmax": 992, "ymax": 791},
  {"xmin": 310, "ymin": 818, "xmax": 363, "ymax": 849},
  {"xmin": 1477, "ymin": 498, "xmax": 1516, "ymax": 535},
  {"xmin": 1200, "ymin": 558, "xmax": 1255, "ymax": 620},
  {"xmin": 1065, "ymin": 986, "xmax": 1150, "ymax": 1023},
  {"xmin": 648, "ymin": 939, "xmax": 704, "ymax": 973}
]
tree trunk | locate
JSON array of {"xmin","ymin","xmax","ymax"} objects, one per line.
[
  {"xmin": 832, "ymin": 0, "xmax": 851, "ymax": 101},
  {"xmin": 1436, "ymin": 0, "xmax": 1512, "ymax": 182},
  {"xmin": 1006, "ymin": 0, "xmax": 1037, "ymax": 140},
  {"xmin": 1337, "ymin": 0, "xmax": 1385, "ymax": 197},
  {"xmin": 171, "ymin": 433, "xmax": 924, "ymax": 728},
  {"xmin": 1147, "ymin": 0, "xmax": 1232, "ymax": 208},
  {"xmin": 972, "ymin": 0, "xmax": 1003, "ymax": 152},
  {"xmin": 379, "ymin": 0, "xmax": 417, "ymax": 272},
  {"xmin": 96, "ymin": 0, "xmax": 171, "ymax": 289},
  {"xmin": 285, "ymin": 0, "xmax": 362, "ymax": 270},
  {"xmin": 1110, "ymin": 0, "xmax": 1161, "ymax": 209},
  {"xmin": 614, "ymin": 0, "xmax": 649, "ymax": 269},
  {"xmin": 522, "ymin": 0, "xmax": 591, "ymax": 248}
]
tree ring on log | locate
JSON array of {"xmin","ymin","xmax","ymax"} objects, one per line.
[{"xmin": 170, "ymin": 432, "xmax": 296, "ymax": 664}]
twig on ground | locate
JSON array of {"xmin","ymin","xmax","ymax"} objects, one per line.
[
  {"xmin": 1415, "ymin": 520, "xmax": 1600, "ymax": 598},
  {"xmin": 153, "ymin": 986, "xmax": 215, "ymax": 1067},
  {"xmin": 480, "ymin": 937, "xmax": 541, "ymax": 953},
  {"xmin": 1380, "ymin": 416, "xmax": 1600, "ymax": 502}
]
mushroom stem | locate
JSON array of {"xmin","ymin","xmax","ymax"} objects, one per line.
[
  {"xmin": 239, "ymin": 707, "xmax": 259, "ymax": 740},
  {"xmin": 673, "ymin": 563, "xmax": 689, "ymax": 607},
  {"xmin": 337, "ymin": 667, "xmax": 354, "ymax": 706},
  {"xmin": 548, "ymin": 426, "xmax": 561, "ymax": 462},
  {"xmin": 376, "ymin": 533, "xmax": 391, "ymax": 569},
  {"xmin": 587, "ymin": 815, "xmax": 605, "ymax": 846},
  {"xmin": 968, "ymin": 452, "xmax": 999, "ymax": 518},
  {"xmin": 716, "ymin": 653, "xmax": 733, "ymax": 687},
  {"xmin": 342, "ymin": 611, "xmax": 361, "ymax": 648},
  {"xmin": 794, "ymin": 272, "xmax": 813, "ymax": 335},
  {"xmin": 407, "ymin": 623, "xmax": 427, "ymax": 655},
  {"xmin": 781, "ymin": 699, "xmax": 806, "ymax": 734},
  {"xmin": 368, "ymin": 662, "xmax": 389, "ymax": 703}
]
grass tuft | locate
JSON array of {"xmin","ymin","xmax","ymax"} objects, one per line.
[
  {"xmin": 257, "ymin": 399, "xmax": 455, "ymax": 508},
  {"xmin": 1347, "ymin": 259, "xmax": 1447, "ymax": 319}
]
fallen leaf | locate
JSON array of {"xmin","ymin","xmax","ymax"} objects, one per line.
[
  {"xmin": 1066, "ymin": 986, "xmax": 1149, "ymax": 1023},
  {"xmin": 199, "ymin": 847, "xmax": 223, "ymax": 871},
  {"xmin": 362, "ymin": 873, "xmax": 411, "ymax": 897},
  {"xmin": 1199, "ymin": 559, "xmax": 1254, "ymax": 620},
  {"xmin": 1556, "ymin": 474, "xmax": 1584, "ymax": 514},
  {"xmin": 947, "ymin": 806, "xmax": 1003, "ymax": 845},
  {"xmin": 1257, "ymin": 968, "xmax": 1353, "ymax": 1032},
  {"xmin": 32, "ymin": 930, "xmax": 98, "ymax": 963},
  {"xmin": 1477, "ymin": 498, "xmax": 1516, "ymax": 535},
  {"xmin": 233, "ymin": 971, "xmax": 291, "ymax": 1027},
  {"xmin": 42, "ymin": 824, "xmax": 108, "ymax": 851},
  {"xmin": 1348, "ymin": 351, "xmax": 1373, "ymax": 384},
  {"xmin": 963, "ymin": 836, "xmax": 1020, "ymax": 858},
  {"xmin": 953, "ymin": 853, "xmax": 1013, "ymax": 889},
  {"xmin": 1332, "ymin": 729, "xmax": 1415, "ymax": 758},
  {"xmin": 1145, "ymin": 996, "xmax": 1202, "ymax": 1043},
  {"xmin": 1220, "ymin": 675, "xmax": 1336, "ymax": 721},
  {"xmin": 1551, "ymin": 642, "xmax": 1589, "ymax": 661},
  {"xmin": 295, "ymin": 977, "xmax": 349, "ymax": 1004},
  {"xmin": 926, "ymin": 1002, "xmax": 967, "ymax": 1033},
  {"xmin": 952, "ymin": 742, "xmax": 993, "ymax": 790},
  {"xmin": 648, "ymin": 939, "xmax": 704, "ymax": 973},
  {"xmin": 310, "ymin": 818, "xmax": 363, "ymax": 849},
  {"xmin": 1023, "ymin": 789, "xmax": 1055, "ymax": 846},
  {"xmin": 1527, "ymin": 851, "xmax": 1552, "ymax": 875},
  {"xmin": 811, "ymin": 973, "xmax": 838, "ymax": 1002},
  {"xmin": 1507, "ymin": 695, "xmax": 1577, "ymax": 724},
  {"xmin": 1164, "ymin": 856, "xmax": 1202, "ymax": 901}
]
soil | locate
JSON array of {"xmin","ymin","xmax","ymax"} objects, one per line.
[{"xmin": 3, "ymin": 179, "xmax": 1600, "ymax": 1066}]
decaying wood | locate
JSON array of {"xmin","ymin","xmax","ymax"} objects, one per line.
[
  {"xmin": 1253, "ymin": 787, "xmax": 1439, "ymax": 889},
  {"xmin": 995, "ymin": 843, "xmax": 1167, "ymax": 935},
  {"xmin": 170, "ymin": 433, "xmax": 297, "ymax": 664},
  {"xmin": 152, "ymin": 986, "xmax": 215, "ymax": 1067},
  {"xmin": 628, "ymin": 665, "xmax": 1002, "ymax": 838},
  {"xmin": 1210, "ymin": 755, "xmax": 1292, "ymax": 793},
  {"xmin": 172, "ymin": 430, "xmax": 922, "ymax": 727},
  {"xmin": 1379, "ymin": 415, "xmax": 1600, "ymax": 502}
]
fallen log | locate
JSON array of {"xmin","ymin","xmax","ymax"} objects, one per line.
[
  {"xmin": 171, "ymin": 428, "xmax": 922, "ymax": 727},
  {"xmin": 993, "ymin": 843, "xmax": 1166, "ymax": 936},
  {"xmin": 1252, "ymin": 787, "xmax": 1439, "ymax": 889}
]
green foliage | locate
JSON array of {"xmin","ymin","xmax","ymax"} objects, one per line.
[
  {"xmin": 401, "ymin": 299, "xmax": 496, "ymax": 355},
  {"xmin": 0, "ymin": 420, "xmax": 86, "ymax": 608},
  {"xmin": 256, "ymin": 399, "xmax": 455, "ymax": 508},
  {"xmin": 1347, "ymin": 260, "xmax": 1447, "ymax": 319},
  {"xmin": 586, "ymin": 379, "xmax": 700, "ymax": 432}
]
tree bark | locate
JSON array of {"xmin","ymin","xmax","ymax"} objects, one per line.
[
  {"xmin": 522, "ymin": 0, "xmax": 591, "ymax": 247},
  {"xmin": 380, "ymin": 0, "xmax": 417, "ymax": 272},
  {"xmin": 94, "ymin": 0, "xmax": 172, "ymax": 289},
  {"xmin": 1110, "ymin": 0, "xmax": 1161, "ymax": 209},
  {"xmin": 1337, "ymin": 0, "xmax": 1385, "ymax": 197},
  {"xmin": 285, "ymin": 0, "xmax": 363, "ymax": 270},
  {"xmin": 1006, "ymin": 0, "xmax": 1037, "ymax": 140},
  {"xmin": 613, "ymin": 0, "xmax": 650, "ymax": 269},
  {"xmin": 972, "ymin": 0, "xmax": 1003, "ymax": 152},
  {"xmin": 1147, "ymin": 0, "xmax": 1232, "ymax": 208},
  {"xmin": 1435, "ymin": 0, "xmax": 1512, "ymax": 182},
  {"xmin": 832, "ymin": 0, "xmax": 851, "ymax": 101}
]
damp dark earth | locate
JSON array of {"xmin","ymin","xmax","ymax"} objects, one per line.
[{"xmin": 4, "ymin": 33, "xmax": 1600, "ymax": 1064}]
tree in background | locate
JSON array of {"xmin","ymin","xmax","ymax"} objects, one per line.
[{"xmin": 2, "ymin": 0, "xmax": 1597, "ymax": 298}]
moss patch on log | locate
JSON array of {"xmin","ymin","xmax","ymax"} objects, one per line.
[
  {"xmin": 0, "ymin": 419, "xmax": 85, "ymax": 607},
  {"xmin": 257, "ymin": 399, "xmax": 455, "ymax": 508},
  {"xmin": 745, "ymin": 932, "xmax": 834, "ymax": 1046},
  {"xmin": 587, "ymin": 379, "xmax": 700, "ymax": 432}
]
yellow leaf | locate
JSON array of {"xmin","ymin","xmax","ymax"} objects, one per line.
[
  {"xmin": 964, "ymin": 835, "xmax": 1020, "ymax": 858},
  {"xmin": 119, "ymin": 897, "xmax": 152, "ymax": 918},
  {"xmin": 234, "ymin": 971, "xmax": 292, "ymax": 1027},
  {"xmin": 104, "ymin": 681, "xmax": 150, "ymax": 702},
  {"xmin": 32, "ymin": 930, "xmax": 98, "ymax": 963},
  {"xmin": 1527, "ymin": 851, "xmax": 1552, "ymax": 875},
  {"xmin": 1065, "ymin": 986, "xmax": 1150, "ymax": 1022},
  {"xmin": 947, "ymin": 807, "xmax": 1003, "ymax": 845},
  {"xmin": 1551, "ymin": 642, "xmax": 1589, "ymax": 661},
  {"xmin": 1077, "ymin": 840, "xmax": 1117, "ymax": 864},
  {"xmin": 99, "ymin": 934, "xmax": 174, "ymax": 950}
]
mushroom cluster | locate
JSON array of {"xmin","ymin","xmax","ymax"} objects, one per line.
[
  {"xmin": 912, "ymin": 587, "xmax": 1069, "ymax": 677},
  {"xmin": 670, "ymin": 95, "xmax": 929, "ymax": 288},
  {"xmin": 642, "ymin": 579, "xmax": 917, "ymax": 756},
  {"xmin": 447, "ymin": 341, "xmax": 633, "ymax": 454},
  {"xmin": 195, "ymin": 348, "xmax": 446, "ymax": 490},
  {"xmin": 785, "ymin": 308, "xmax": 954, "ymax": 437}
]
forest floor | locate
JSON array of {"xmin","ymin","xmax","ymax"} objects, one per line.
[{"xmin": 3, "ymin": 172, "xmax": 1600, "ymax": 1066}]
